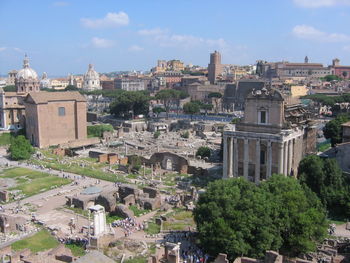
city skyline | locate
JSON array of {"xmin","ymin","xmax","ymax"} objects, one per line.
[{"xmin": 1, "ymin": 0, "xmax": 350, "ymax": 75}]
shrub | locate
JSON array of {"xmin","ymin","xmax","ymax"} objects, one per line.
[
  {"xmin": 153, "ymin": 131, "xmax": 161, "ymax": 139},
  {"xmin": 87, "ymin": 124, "xmax": 113, "ymax": 138},
  {"xmin": 9, "ymin": 135, "xmax": 34, "ymax": 160},
  {"xmin": 196, "ymin": 146, "xmax": 211, "ymax": 159}
]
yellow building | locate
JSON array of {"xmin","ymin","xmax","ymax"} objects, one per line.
[{"xmin": 290, "ymin": 85, "xmax": 308, "ymax": 98}]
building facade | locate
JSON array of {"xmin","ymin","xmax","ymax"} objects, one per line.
[
  {"xmin": 115, "ymin": 78, "xmax": 145, "ymax": 91},
  {"xmin": 83, "ymin": 64, "xmax": 101, "ymax": 91},
  {"xmin": 208, "ymin": 51, "xmax": 222, "ymax": 84},
  {"xmin": 223, "ymin": 87, "xmax": 315, "ymax": 183},
  {"xmin": 24, "ymin": 91, "xmax": 87, "ymax": 148}
]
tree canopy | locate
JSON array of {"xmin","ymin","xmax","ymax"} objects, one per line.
[
  {"xmin": 196, "ymin": 146, "xmax": 211, "ymax": 159},
  {"xmin": 9, "ymin": 135, "xmax": 35, "ymax": 160},
  {"xmin": 193, "ymin": 175, "xmax": 327, "ymax": 260},
  {"xmin": 323, "ymin": 114, "xmax": 350, "ymax": 146},
  {"xmin": 3, "ymin": 85, "xmax": 16, "ymax": 92},
  {"xmin": 298, "ymin": 155, "xmax": 350, "ymax": 218},
  {"xmin": 320, "ymin": 75, "xmax": 343, "ymax": 82},
  {"xmin": 155, "ymin": 89, "xmax": 188, "ymax": 118},
  {"xmin": 183, "ymin": 101, "xmax": 200, "ymax": 118},
  {"xmin": 110, "ymin": 90, "xmax": 150, "ymax": 119},
  {"xmin": 87, "ymin": 124, "xmax": 114, "ymax": 138}
]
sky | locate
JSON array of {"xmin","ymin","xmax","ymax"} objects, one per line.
[{"xmin": 1, "ymin": 0, "xmax": 350, "ymax": 76}]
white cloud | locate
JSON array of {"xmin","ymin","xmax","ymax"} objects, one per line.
[
  {"xmin": 293, "ymin": 0, "xmax": 350, "ymax": 8},
  {"xmin": 53, "ymin": 1, "xmax": 69, "ymax": 7},
  {"xmin": 292, "ymin": 25, "xmax": 350, "ymax": 42},
  {"xmin": 138, "ymin": 28, "xmax": 168, "ymax": 36},
  {"xmin": 128, "ymin": 45, "xmax": 144, "ymax": 52},
  {"xmin": 81, "ymin": 12, "xmax": 129, "ymax": 29},
  {"xmin": 138, "ymin": 27, "xmax": 229, "ymax": 50},
  {"xmin": 91, "ymin": 37, "xmax": 114, "ymax": 48},
  {"xmin": 0, "ymin": 47, "xmax": 7, "ymax": 52},
  {"xmin": 0, "ymin": 47, "xmax": 23, "ymax": 53},
  {"xmin": 343, "ymin": 45, "xmax": 350, "ymax": 51}
]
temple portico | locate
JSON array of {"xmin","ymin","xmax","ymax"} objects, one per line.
[{"xmin": 222, "ymin": 87, "xmax": 316, "ymax": 182}]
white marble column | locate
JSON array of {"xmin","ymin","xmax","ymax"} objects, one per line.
[
  {"xmin": 243, "ymin": 138, "xmax": 249, "ymax": 180},
  {"xmin": 287, "ymin": 140, "xmax": 293, "ymax": 176},
  {"xmin": 267, "ymin": 140, "xmax": 272, "ymax": 179},
  {"xmin": 283, "ymin": 141, "xmax": 288, "ymax": 176},
  {"xmin": 255, "ymin": 139, "xmax": 260, "ymax": 184},
  {"xmin": 223, "ymin": 136, "xmax": 228, "ymax": 178},
  {"xmin": 233, "ymin": 138, "xmax": 238, "ymax": 177},
  {"xmin": 228, "ymin": 137, "xmax": 233, "ymax": 178},
  {"xmin": 278, "ymin": 142, "xmax": 284, "ymax": 174}
]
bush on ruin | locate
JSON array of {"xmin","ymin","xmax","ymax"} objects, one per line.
[
  {"xmin": 196, "ymin": 146, "xmax": 211, "ymax": 159},
  {"xmin": 9, "ymin": 135, "xmax": 35, "ymax": 160},
  {"xmin": 153, "ymin": 131, "xmax": 161, "ymax": 139}
]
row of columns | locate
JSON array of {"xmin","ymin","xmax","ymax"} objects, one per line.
[
  {"xmin": 278, "ymin": 139, "xmax": 294, "ymax": 176},
  {"xmin": 224, "ymin": 136, "xmax": 296, "ymax": 182}
]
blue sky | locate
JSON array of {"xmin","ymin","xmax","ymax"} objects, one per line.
[{"xmin": 1, "ymin": 0, "xmax": 350, "ymax": 76}]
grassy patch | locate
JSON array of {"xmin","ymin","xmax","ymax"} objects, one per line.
[
  {"xmin": 124, "ymin": 256, "xmax": 148, "ymax": 263},
  {"xmin": 162, "ymin": 209, "xmax": 195, "ymax": 231},
  {"xmin": 318, "ymin": 143, "xmax": 331, "ymax": 152},
  {"xmin": 127, "ymin": 174, "xmax": 138, "ymax": 179},
  {"xmin": 65, "ymin": 243, "xmax": 85, "ymax": 256},
  {"xmin": 0, "ymin": 133, "xmax": 13, "ymax": 146},
  {"xmin": 29, "ymin": 158, "xmax": 127, "ymax": 183},
  {"xmin": 2, "ymin": 168, "xmax": 71, "ymax": 199},
  {"xmin": 12, "ymin": 230, "xmax": 58, "ymax": 253},
  {"xmin": 129, "ymin": 205, "xmax": 150, "ymax": 217},
  {"xmin": 65, "ymin": 206, "xmax": 89, "ymax": 217},
  {"xmin": 106, "ymin": 214, "xmax": 123, "ymax": 224},
  {"xmin": 145, "ymin": 222, "xmax": 160, "ymax": 235}
]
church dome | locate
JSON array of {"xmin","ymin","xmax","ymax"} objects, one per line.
[
  {"xmin": 16, "ymin": 55, "xmax": 38, "ymax": 80},
  {"xmin": 84, "ymin": 64, "xmax": 99, "ymax": 80}
]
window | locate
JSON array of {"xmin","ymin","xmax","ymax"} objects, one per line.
[
  {"xmin": 259, "ymin": 111, "xmax": 267, "ymax": 124},
  {"xmin": 260, "ymin": 150, "xmax": 266, "ymax": 165},
  {"xmin": 58, "ymin": 107, "xmax": 65, "ymax": 116}
]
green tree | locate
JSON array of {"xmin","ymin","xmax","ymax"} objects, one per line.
[
  {"xmin": 152, "ymin": 107, "xmax": 166, "ymax": 118},
  {"xmin": 196, "ymin": 146, "xmax": 211, "ymax": 159},
  {"xmin": 155, "ymin": 89, "xmax": 182, "ymax": 118},
  {"xmin": 298, "ymin": 155, "xmax": 350, "ymax": 218},
  {"xmin": 3, "ymin": 85, "xmax": 16, "ymax": 92},
  {"xmin": 87, "ymin": 124, "xmax": 114, "ymax": 138},
  {"xmin": 323, "ymin": 114, "xmax": 350, "ymax": 146},
  {"xmin": 260, "ymin": 175, "xmax": 327, "ymax": 256},
  {"xmin": 194, "ymin": 176, "xmax": 327, "ymax": 260},
  {"xmin": 9, "ymin": 135, "xmax": 35, "ymax": 160},
  {"xmin": 65, "ymin": 85, "xmax": 79, "ymax": 91},
  {"xmin": 183, "ymin": 102, "xmax": 200, "ymax": 120},
  {"xmin": 110, "ymin": 90, "xmax": 150, "ymax": 119},
  {"xmin": 201, "ymin": 103, "xmax": 213, "ymax": 115},
  {"xmin": 321, "ymin": 75, "xmax": 342, "ymax": 82}
]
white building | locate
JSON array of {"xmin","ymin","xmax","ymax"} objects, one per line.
[{"xmin": 83, "ymin": 64, "xmax": 101, "ymax": 91}]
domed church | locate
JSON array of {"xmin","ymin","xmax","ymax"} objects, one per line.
[
  {"xmin": 15, "ymin": 54, "xmax": 40, "ymax": 93},
  {"xmin": 0, "ymin": 55, "xmax": 41, "ymax": 130},
  {"xmin": 82, "ymin": 64, "xmax": 101, "ymax": 91}
]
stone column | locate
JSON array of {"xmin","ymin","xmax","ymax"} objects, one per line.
[
  {"xmin": 233, "ymin": 138, "xmax": 238, "ymax": 177},
  {"xmin": 255, "ymin": 139, "xmax": 260, "ymax": 184},
  {"xmin": 266, "ymin": 140, "xmax": 272, "ymax": 179},
  {"xmin": 287, "ymin": 140, "xmax": 293, "ymax": 176},
  {"xmin": 243, "ymin": 138, "xmax": 249, "ymax": 180},
  {"xmin": 283, "ymin": 141, "xmax": 288, "ymax": 176},
  {"xmin": 228, "ymin": 137, "xmax": 233, "ymax": 178},
  {"xmin": 223, "ymin": 136, "xmax": 228, "ymax": 178},
  {"xmin": 278, "ymin": 142, "xmax": 284, "ymax": 174}
]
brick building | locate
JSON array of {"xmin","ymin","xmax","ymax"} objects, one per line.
[{"xmin": 24, "ymin": 91, "xmax": 87, "ymax": 148}]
